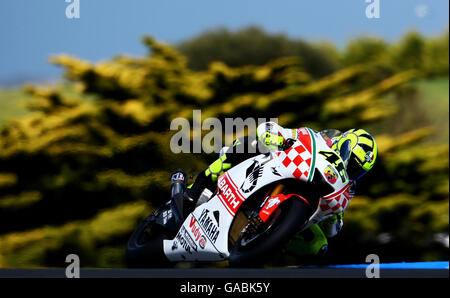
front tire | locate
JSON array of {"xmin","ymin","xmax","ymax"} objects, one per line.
[{"xmin": 229, "ymin": 198, "xmax": 311, "ymax": 267}]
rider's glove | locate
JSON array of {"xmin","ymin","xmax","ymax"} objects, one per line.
[
  {"xmin": 260, "ymin": 131, "xmax": 285, "ymax": 150},
  {"xmin": 281, "ymin": 138, "xmax": 296, "ymax": 151},
  {"xmin": 259, "ymin": 131, "xmax": 292, "ymax": 151},
  {"xmin": 257, "ymin": 121, "xmax": 298, "ymax": 151}
]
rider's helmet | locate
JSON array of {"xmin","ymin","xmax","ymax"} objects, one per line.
[{"xmin": 331, "ymin": 128, "xmax": 378, "ymax": 181}]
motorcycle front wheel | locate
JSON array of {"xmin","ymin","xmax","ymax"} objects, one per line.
[{"xmin": 229, "ymin": 198, "xmax": 311, "ymax": 268}]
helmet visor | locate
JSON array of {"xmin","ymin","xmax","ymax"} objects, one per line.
[
  {"xmin": 346, "ymin": 152, "xmax": 368, "ymax": 181},
  {"xmin": 339, "ymin": 139, "xmax": 352, "ymax": 167}
]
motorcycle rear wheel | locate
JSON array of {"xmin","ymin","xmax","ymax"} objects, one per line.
[{"xmin": 126, "ymin": 215, "xmax": 174, "ymax": 268}]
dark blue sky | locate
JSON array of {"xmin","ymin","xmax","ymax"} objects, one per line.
[{"xmin": 0, "ymin": 0, "xmax": 448, "ymax": 85}]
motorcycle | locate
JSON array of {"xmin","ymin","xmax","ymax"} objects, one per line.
[{"xmin": 126, "ymin": 128, "xmax": 351, "ymax": 267}]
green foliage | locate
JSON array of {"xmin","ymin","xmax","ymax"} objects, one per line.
[
  {"xmin": 0, "ymin": 28, "xmax": 448, "ymax": 267},
  {"xmin": 340, "ymin": 29, "xmax": 449, "ymax": 78},
  {"xmin": 177, "ymin": 26, "xmax": 338, "ymax": 78},
  {"xmin": 0, "ymin": 88, "xmax": 33, "ymax": 124},
  {"xmin": 392, "ymin": 31, "xmax": 427, "ymax": 73},
  {"xmin": 177, "ymin": 26, "xmax": 449, "ymax": 80},
  {"xmin": 340, "ymin": 37, "xmax": 390, "ymax": 67},
  {"xmin": 423, "ymin": 30, "xmax": 449, "ymax": 77},
  {"xmin": 0, "ymin": 201, "xmax": 151, "ymax": 268}
]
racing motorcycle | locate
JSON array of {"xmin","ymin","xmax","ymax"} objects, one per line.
[{"xmin": 126, "ymin": 128, "xmax": 351, "ymax": 267}]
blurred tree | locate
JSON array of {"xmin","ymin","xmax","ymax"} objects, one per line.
[
  {"xmin": 423, "ymin": 29, "xmax": 449, "ymax": 77},
  {"xmin": 340, "ymin": 36, "xmax": 390, "ymax": 68},
  {"xmin": 340, "ymin": 29, "xmax": 449, "ymax": 78},
  {"xmin": 392, "ymin": 31, "xmax": 426, "ymax": 73},
  {"xmin": 177, "ymin": 26, "xmax": 338, "ymax": 78}
]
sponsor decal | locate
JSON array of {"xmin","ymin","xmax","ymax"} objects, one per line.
[
  {"xmin": 266, "ymin": 197, "xmax": 280, "ymax": 209},
  {"xmin": 198, "ymin": 209, "xmax": 220, "ymax": 243},
  {"xmin": 259, "ymin": 194, "xmax": 284, "ymax": 222},
  {"xmin": 175, "ymin": 226, "xmax": 197, "ymax": 254},
  {"xmin": 271, "ymin": 166, "xmax": 281, "ymax": 177},
  {"xmin": 365, "ymin": 151, "xmax": 374, "ymax": 163},
  {"xmin": 171, "ymin": 172, "xmax": 185, "ymax": 182},
  {"xmin": 319, "ymin": 150, "xmax": 346, "ymax": 183},
  {"xmin": 171, "ymin": 240, "xmax": 178, "ymax": 251},
  {"xmin": 260, "ymin": 210, "xmax": 270, "ymax": 218},
  {"xmin": 213, "ymin": 210, "xmax": 220, "ymax": 226},
  {"xmin": 189, "ymin": 215, "xmax": 202, "ymax": 242},
  {"xmin": 217, "ymin": 173, "xmax": 245, "ymax": 215},
  {"xmin": 240, "ymin": 160, "xmax": 264, "ymax": 193},
  {"xmin": 324, "ymin": 166, "xmax": 338, "ymax": 184},
  {"xmin": 259, "ymin": 196, "xmax": 282, "ymax": 222},
  {"xmin": 162, "ymin": 209, "xmax": 172, "ymax": 225},
  {"xmin": 199, "ymin": 235, "xmax": 207, "ymax": 249},
  {"xmin": 259, "ymin": 193, "xmax": 309, "ymax": 222}
]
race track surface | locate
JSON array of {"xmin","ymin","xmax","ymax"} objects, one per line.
[{"xmin": 0, "ymin": 267, "xmax": 447, "ymax": 278}]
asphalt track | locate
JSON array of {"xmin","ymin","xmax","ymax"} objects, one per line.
[{"xmin": 0, "ymin": 267, "xmax": 447, "ymax": 278}]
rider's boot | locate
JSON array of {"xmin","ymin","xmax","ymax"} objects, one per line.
[
  {"xmin": 286, "ymin": 224, "xmax": 329, "ymax": 257},
  {"xmin": 184, "ymin": 138, "xmax": 257, "ymax": 206},
  {"xmin": 170, "ymin": 170, "xmax": 194, "ymax": 220},
  {"xmin": 318, "ymin": 213, "xmax": 343, "ymax": 238},
  {"xmin": 171, "ymin": 169, "xmax": 188, "ymax": 198},
  {"xmin": 185, "ymin": 153, "xmax": 232, "ymax": 205}
]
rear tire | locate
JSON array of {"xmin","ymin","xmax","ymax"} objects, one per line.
[
  {"xmin": 229, "ymin": 199, "xmax": 311, "ymax": 268},
  {"xmin": 126, "ymin": 215, "xmax": 174, "ymax": 268}
]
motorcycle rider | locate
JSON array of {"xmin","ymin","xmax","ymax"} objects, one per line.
[{"xmin": 171, "ymin": 121, "xmax": 378, "ymax": 258}]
